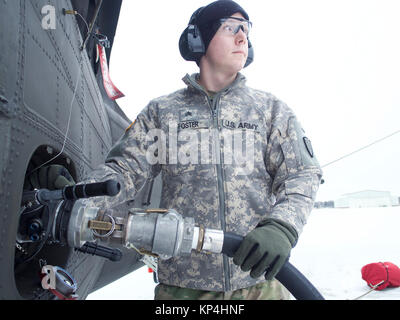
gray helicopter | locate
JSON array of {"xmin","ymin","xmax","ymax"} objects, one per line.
[{"xmin": 0, "ymin": 0, "xmax": 163, "ymax": 300}]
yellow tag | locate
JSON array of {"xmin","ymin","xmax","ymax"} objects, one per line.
[{"xmin": 125, "ymin": 120, "xmax": 136, "ymax": 132}]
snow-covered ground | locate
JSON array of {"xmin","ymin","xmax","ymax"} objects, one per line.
[
  {"xmin": 290, "ymin": 206, "xmax": 400, "ymax": 300},
  {"xmin": 87, "ymin": 207, "xmax": 400, "ymax": 300}
]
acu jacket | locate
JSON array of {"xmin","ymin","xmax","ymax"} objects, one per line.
[{"xmin": 84, "ymin": 73, "xmax": 323, "ymax": 291}]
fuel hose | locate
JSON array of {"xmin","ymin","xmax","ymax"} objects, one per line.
[{"xmin": 223, "ymin": 232, "xmax": 325, "ymax": 300}]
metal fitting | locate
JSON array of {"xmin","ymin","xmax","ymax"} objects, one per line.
[
  {"xmin": 125, "ymin": 209, "xmax": 195, "ymax": 260},
  {"xmin": 67, "ymin": 199, "xmax": 98, "ymax": 248}
]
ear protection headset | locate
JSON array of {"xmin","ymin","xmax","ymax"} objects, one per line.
[{"xmin": 179, "ymin": 7, "xmax": 254, "ymax": 68}]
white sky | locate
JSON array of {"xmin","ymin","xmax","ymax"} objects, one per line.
[{"xmin": 109, "ymin": 0, "xmax": 400, "ymax": 202}]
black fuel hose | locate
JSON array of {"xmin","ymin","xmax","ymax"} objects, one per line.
[{"xmin": 223, "ymin": 232, "xmax": 324, "ymax": 300}]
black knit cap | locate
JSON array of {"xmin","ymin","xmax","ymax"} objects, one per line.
[{"xmin": 193, "ymin": 0, "xmax": 249, "ymax": 53}]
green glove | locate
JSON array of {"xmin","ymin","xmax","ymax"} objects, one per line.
[
  {"xmin": 233, "ymin": 218, "xmax": 298, "ymax": 280},
  {"xmin": 29, "ymin": 164, "xmax": 75, "ymax": 190}
]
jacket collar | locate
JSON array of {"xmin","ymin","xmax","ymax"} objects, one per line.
[{"xmin": 182, "ymin": 72, "xmax": 247, "ymax": 96}]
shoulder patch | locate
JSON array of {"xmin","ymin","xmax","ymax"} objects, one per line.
[
  {"xmin": 287, "ymin": 116, "xmax": 320, "ymax": 168},
  {"xmin": 303, "ymin": 137, "xmax": 314, "ymax": 158}
]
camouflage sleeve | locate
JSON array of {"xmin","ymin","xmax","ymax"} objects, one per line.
[
  {"xmin": 265, "ymin": 99, "xmax": 323, "ymax": 237},
  {"xmin": 79, "ymin": 101, "xmax": 162, "ymax": 209}
]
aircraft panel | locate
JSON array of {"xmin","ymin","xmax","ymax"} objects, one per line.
[
  {"xmin": 0, "ymin": 0, "xmax": 151, "ymax": 300},
  {"xmin": 0, "ymin": 0, "xmax": 19, "ymax": 117},
  {"xmin": 23, "ymin": 31, "xmax": 59, "ymax": 127}
]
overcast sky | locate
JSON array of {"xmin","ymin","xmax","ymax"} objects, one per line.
[{"xmin": 109, "ymin": 0, "xmax": 400, "ymax": 202}]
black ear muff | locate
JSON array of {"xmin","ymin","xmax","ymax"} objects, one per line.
[
  {"xmin": 179, "ymin": 24, "xmax": 205, "ymax": 62},
  {"xmin": 179, "ymin": 7, "xmax": 206, "ymax": 62}
]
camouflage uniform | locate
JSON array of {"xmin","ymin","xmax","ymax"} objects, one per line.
[
  {"xmin": 155, "ymin": 280, "xmax": 291, "ymax": 300},
  {"xmin": 84, "ymin": 72, "xmax": 322, "ymax": 295}
]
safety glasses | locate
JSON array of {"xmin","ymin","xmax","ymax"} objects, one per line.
[{"xmin": 218, "ymin": 17, "xmax": 252, "ymax": 37}]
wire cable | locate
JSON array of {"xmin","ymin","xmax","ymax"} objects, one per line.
[
  {"xmin": 321, "ymin": 129, "xmax": 400, "ymax": 168},
  {"xmin": 75, "ymin": 12, "xmax": 90, "ymax": 35}
]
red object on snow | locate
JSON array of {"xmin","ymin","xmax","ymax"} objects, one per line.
[{"xmin": 361, "ymin": 262, "xmax": 400, "ymax": 290}]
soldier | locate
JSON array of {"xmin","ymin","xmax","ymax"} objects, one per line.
[{"xmin": 32, "ymin": 0, "xmax": 322, "ymax": 300}]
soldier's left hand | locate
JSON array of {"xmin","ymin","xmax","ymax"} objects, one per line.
[{"xmin": 233, "ymin": 219, "xmax": 297, "ymax": 280}]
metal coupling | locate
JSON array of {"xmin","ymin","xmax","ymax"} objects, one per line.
[
  {"xmin": 125, "ymin": 209, "xmax": 195, "ymax": 260},
  {"xmin": 67, "ymin": 199, "xmax": 98, "ymax": 248},
  {"xmin": 191, "ymin": 227, "xmax": 224, "ymax": 254}
]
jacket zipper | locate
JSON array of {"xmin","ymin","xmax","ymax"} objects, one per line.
[
  {"xmin": 186, "ymin": 74, "xmax": 234, "ymax": 291},
  {"xmin": 208, "ymin": 93, "xmax": 231, "ymax": 292}
]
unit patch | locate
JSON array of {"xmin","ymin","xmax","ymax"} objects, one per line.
[{"xmin": 303, "ymin": 136, "xmax": 314, "ymax": 158}]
